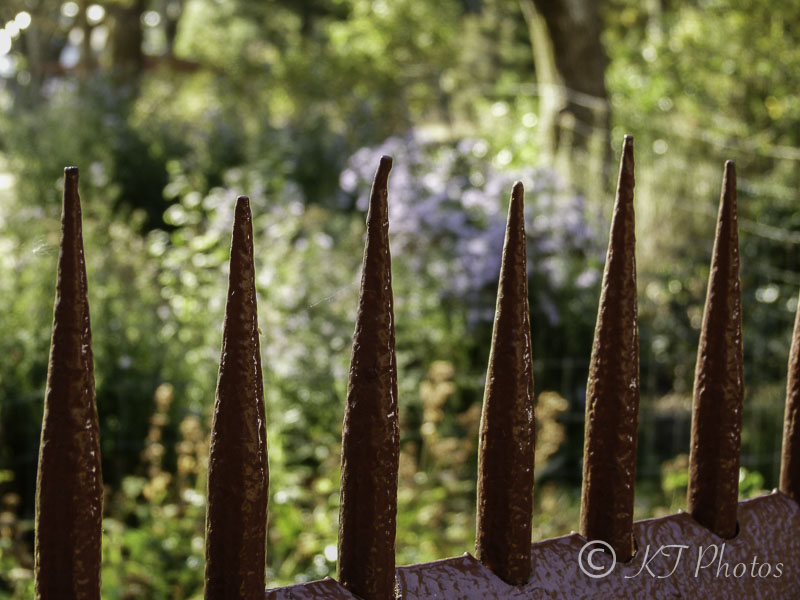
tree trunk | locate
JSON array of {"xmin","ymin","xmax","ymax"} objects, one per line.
[
  {"xmin": 110, "ymin": 0, "xmax": 146, "ymax": 86},
  {"xmin": 520, "ymin": 0, "xmax": 611, "ymax": 195},
  {"xmin": 77, "ymin": 0, "xmax": 96, "ymax": 78},
  {"xmin": 165, "ymin": 0, "xmax": 183, "ymax": 55}
]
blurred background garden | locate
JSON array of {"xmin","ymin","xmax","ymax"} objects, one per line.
[{"xmin": 1, "ymin": 0, "xmax": 799, "ymax": 597}]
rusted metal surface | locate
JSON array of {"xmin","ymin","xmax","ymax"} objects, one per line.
[
  {"xmin": 265, "ymin": 578, "xmax": 361, "ymax": 599},
  {"xmin": 391, "ymin": 493, "xmax": 799, "ymax": 599},
  {"xmin": 780, "ymin": 291, "xmax": 800, "ymax": 502},
  {"xmin": 205, "ymin": 196, "xmax": 269, "ymax": 598},
  {"xmin": 580, "ymin": 135, "xmax": 640, "ymax": 561},
  {"xmin": 475, "ymin": 182, "xmax": 536, "ymax": 585},
  {"xmin": 337, "ymin": 156, "xmax": 400, "ymax": 600},
  {"xmin": 263, "ymin": 152, "xmax": 800, "ymax": 599},
  {"xmin": 397, "ymin": 554, "xmax": 525, "ymax": 599},
  {"xmin": 687, "ymin": 161, "xmax": 743, "ymax": 540},
  {"xmin": 32, "ymin": 156, "xmax": 800, "ymax": 600},
  {"xmin": 638, "ymin": 492, "xmax": 799, "ymax": 599},
  {"xmin": 397, "ymin": 534, "xmax": 671, "ymax": 598},
  {"xmin": 34, "ymin": 167, "xmax": 103, "ymax": 600}
]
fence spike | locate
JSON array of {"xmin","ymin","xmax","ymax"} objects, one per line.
[
  {"xmin": 687, "ymin": 161, "xmax": 743, "ymax": 539},
  {"xmin": 475, "ymin": 181, "xmax": 535, "ymax": 585},
  {"xmin": 337, "ymin": 155, "xmax": 399, "ymax": 600},
  {"xmin": 780, "ymin": 292, "xmax": 800, "ymax": 502},
  {"xmin": 580, "ymin": 136, "xmax": 639, "ymax": 561},
  {"xmin": 34, "ymin": 167, "xmax": 103, "ymax": 599},
  {"xmin": 204, "ymin": 196, "xmax": 269, "ymax": 598}
]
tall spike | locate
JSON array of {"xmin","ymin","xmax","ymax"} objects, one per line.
[
  {"xmin": 687, "ymin": 161, "xmax": 743, "ymax": 539},
  {"xmin": 780, "ymin": 291, "xmax": 800, "ymax": 502},
  {"xmin": 337, "ymin": 156, "xmax": 399, "ymax": 600},
  {"xmin": 204, "ymin": 196, "xmax": 269, "ymax": 598},
  {"xmin": 475, "ymin": 182, "xmax": 535, "ymax": 585},
  {"xmin": 580, "ymin": 136, "xmax": 639, "ymax": 561},
  {"xmin": 34, "ymin": 167, "xmax": 103, "ymax": 599}
]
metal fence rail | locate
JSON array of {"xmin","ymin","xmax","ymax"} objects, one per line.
[{"xmin": 33, "ymin": 138, "xmax": 800, "ymax": 599}]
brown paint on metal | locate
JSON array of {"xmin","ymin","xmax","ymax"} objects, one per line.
[
  {"xmin": 780, "ymin": 291, "xmax": 800, "ymax": 503},
  {"xmin": 580, "ymin": 135, "xmax": 639, "ymax": 562},
  {"xmin": 337, "ymin": 155, "xmax": 400, "ymax": 600},
  {"xmin": 34, "ymin": 167, "xmax": 103, "ymax": 599},
  {"xmin": 265, "ymin": 578, "xmax": 361, "ymax": 599},
  {"xmin": 270, "ymin": 492, "xmax": 799, "ymax": 598},
  {"xmin": 475, "ymin": 182, "xmax": 535, "ymax": 585},
  {"xmin": 687, "ymin": 161, "xmax": 743, "ymax": 540},
  {"xmin": 205, "ymin": 196, "xmax": 269, "ymax": 599},
  {"xmin": 399, "ymin": 493, "xmax": 799, "ymax": 598},
  {"xmin": 397, "ymin": 554, "xmax": 517, "ymax": 598}
]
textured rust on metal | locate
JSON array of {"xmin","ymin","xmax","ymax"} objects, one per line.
[
  {"xmin": 337, "ymin": 155, "xmax": 400, "ymax": 600},
  {"xmin": 265, "ymin": 578, "xmax": 361, "ymax": 599},
  {"xmin": 579, "ymin": 135, "xmax": 639, "ymax": 561},
  {"xmin": 780, "ymin": 291, "xmax": 800, "ymax": 503},
  {"xmin": 397, "ymin": 554, "xmax": 518, "ymax": 599},
  {"xmin": 392, "ymin": 493, "xmax": 799, "ymax": 598},
  {"xmin": 34, "ymin": 167, "xmax": 103, "ymax": 599},
  {"xmin": 475, "ymin": 182, "xmax": 535, "ymax": 585},
  {"xmin": 638, "ymin": 493, "xmax": 799, "ymax": 599},
  {"xmin": 205, "ymin": 196, "xmax": 269, "ymax": 599},
  {"xmin": 687, "ymin": 161, "xmax": 743, "ymax": 540}
]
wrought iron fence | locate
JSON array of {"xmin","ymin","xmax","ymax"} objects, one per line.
[{"xmin": 33, "ymin": 137, "xmax": 800, "ymax": 599}]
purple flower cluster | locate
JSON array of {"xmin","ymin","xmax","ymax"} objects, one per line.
[{"xmin": 339, "ymin": 132, "xmax": 604, "ymax": 324}]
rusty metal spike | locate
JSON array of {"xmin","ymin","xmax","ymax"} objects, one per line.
[
  {"xmin": 780, "ymin": 291, "xmax": 800, "ymax": 503},
  {"xmin": 337, "ymin": 156, "xmax": 399, "ymax": 600},
  {"xmin": 204, "ymin": 196, "xmax": 269, "ymax": 599},
  {"xmin": 580, "ymin": 136, "xmax": 639, "ymax": 561},
  {"xmin": 687, "ymin": 161, "xmax": 743, "ymax": 539},
  {"xmin": 34, "ymin": 167, "xmax": 103, "ymax": 599},
  {"xmin": 475, "ymin": 181, "xmax": 535, "ymax": 585}
]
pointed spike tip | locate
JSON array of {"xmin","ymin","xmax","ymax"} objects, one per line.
[
  {"xmin": 686, "ymin": 157, "xmax": 743, "ymax": 539},
  {"xmin": 372, "ymin": 155, "xmax": 393, "ymax": 190},
  {"xmin": 508, "ymin": 181, "xmax": 525, "ymax": 226},
  {"xmin": 338, "ymin": 153, "xmax": 399, "ymax": 599},
  {"xmin": 617, "ymin": 136, "xmax": 635, "ymax": 193},
  {"xmin": 475, "ymin": 173, "xmax": 534, "ymax": 584},
  {"xmin": 622, "ymin": 136, "xmax": 634, "ymax": 158},
  {"xmin": 723, "ymin": 160, "xmax": 736, "ymax": 189},
  {"xmin": 579, "ymin": 132, "xmax": 639, "ymax": 560},
  {"xmin": 720, "ymin": 160, "xmax": 736, "ymax": 210},
  {"xmin": 205, "ymin": 187, "xmax": 267, "ymax": 596},
  {"xmin": 36, "ymin": 161, "xmax": 102, "ymax": 597},
  {"xmin": 235, "ymin": 195, "xmax": 250, "ymax": 211},
  {"xmin": 621, "ymin": 135, "xmax": 634, "ymax": 160}
]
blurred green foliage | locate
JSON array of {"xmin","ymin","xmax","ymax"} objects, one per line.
[{"xmin": 0, "ymin": 0, "xmax": 796, "ymax": 596}]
